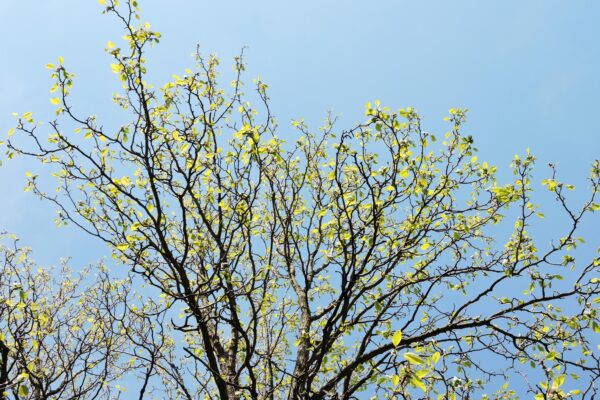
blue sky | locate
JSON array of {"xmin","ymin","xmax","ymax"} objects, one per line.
[
  {"xmin": 0, "ymin": 0, "xmax": 599, "ymax": 396},
  {"xmin": 1, "ymin": 1, "xmax": 599, "ymax": 265}
]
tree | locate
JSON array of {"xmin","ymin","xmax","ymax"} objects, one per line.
[
  {"xmin": 0, "ymin": 234, "xmax": 128, "ymax": 400},
  {"xmin": 0, "ymin": 233, "xmax": 195, "ymax": 400},
  {"xmin": 4, "ymin": 1, "xmax": 600, "ymax": 398}
]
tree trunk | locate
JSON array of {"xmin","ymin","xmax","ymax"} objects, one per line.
[{"xmin": 0, "ymin": 340, "xmax": 9, "ymax": 400}]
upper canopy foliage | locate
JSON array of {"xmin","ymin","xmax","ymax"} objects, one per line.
[{"xmin": 2, "ymin": 1, "xmax": 600, "ymax": 399}]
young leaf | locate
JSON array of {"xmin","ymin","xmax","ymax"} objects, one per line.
[
  {"xmin": 404, "ymin": 353, "xmax": 425, "ymax": 365},
  {"xmin": 392, "ymin": 330, "xmax": 403, "ymax": 347}
]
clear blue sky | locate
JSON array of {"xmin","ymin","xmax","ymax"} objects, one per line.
[{"xmin": 0, "ymin": 0, "xmax": 599, "ymax": 396}]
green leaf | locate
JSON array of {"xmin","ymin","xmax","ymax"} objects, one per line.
[
  {"xmin": 392, "ymin": 330, "xmax": 402, "ymax": 347},
  {"xmin": 552, "ymin": 374, "xmax": 565, "ymax": 389},
  {"xmin": 111, "ymin": 63, "xmax": 123, "ymax": 74},
  {"xmin": 19, "ymin": 385, "xmax": 29, "ymax": 397},
  {"xmin": 404, "ymin": 352, "xmax": 425, "ymax": 365},
  {"xmin": 415, "ymin": 370, "xmax": 428, "ymax": 379},
  {"xmin": 410, "ymin": 375, "xmax": 427, "ymax": 392}
]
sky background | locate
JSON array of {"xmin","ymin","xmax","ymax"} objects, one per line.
[{"xmin": 0, "ymin": 0, "xmax": 599, "ymax": 396}]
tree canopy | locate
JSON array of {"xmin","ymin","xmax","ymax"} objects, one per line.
[{"xmin": 2, "ymin": 1, "xmax": 600, "ymax": 399}]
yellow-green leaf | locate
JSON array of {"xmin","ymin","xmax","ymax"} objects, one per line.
[
  {"xmin": 111, "ymin": 63, "xmax": 123, "ymax": 74},
  {"xmin": 552, "ymin": 374, "xmax": 565, "ymax": 389},
  {"xmin": 404, "ymin": 352, "xmax": 425, "ymax": 365},
  {"xmin": 19, "ymin": 385, "xmax": 29, "ymax": 397},
  {"xmin": 392, "ymin": 330, "xmax": 402, "ymax": 347},
  {"xmin": 410, "ymin": 375, "xmax": 427, "ymax": 392}
]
